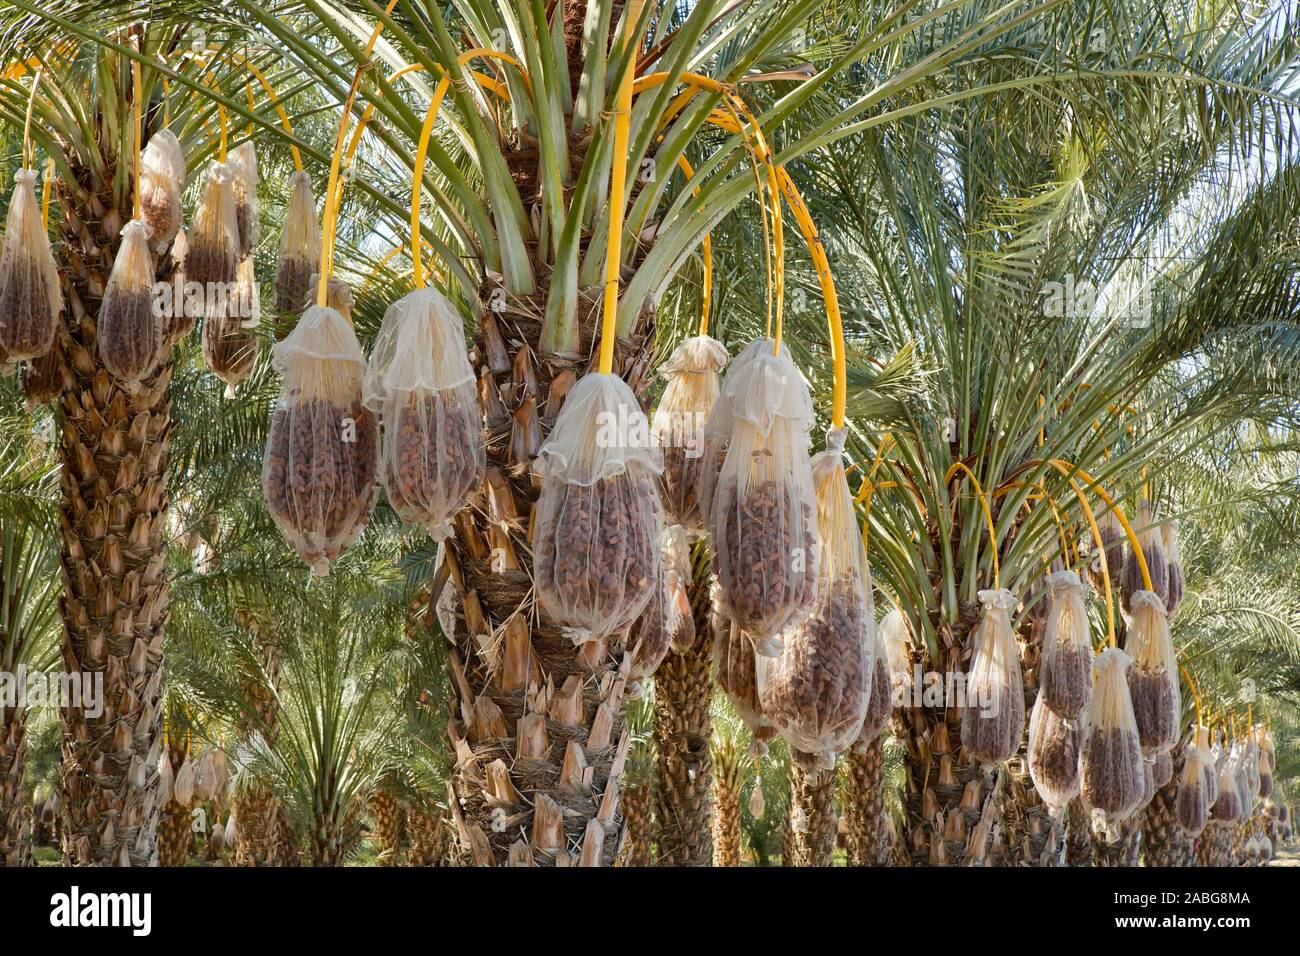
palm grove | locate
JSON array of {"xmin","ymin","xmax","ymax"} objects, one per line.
[{"xmin": 0, "ymin": 0, "xmax": 1296, "ymax": 868}]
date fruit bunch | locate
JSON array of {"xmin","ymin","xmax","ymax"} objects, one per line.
[
  {"xmin": 140, "ymin": 129, "xmax": 185, "ymax": 253},
  {"xmin": 626, "ymin": 525, "xmax": 694, "ymax": 695},
  {"xmin": 202, "ymin": 255, "xmax": 259, "ymax": 398},
  {"xmin": 878, "ymin": 607, "xmax": 913, "ymax": 708},
  {"xmin": 1162, "ymin": 519, "xmax": 1185, "ymax": 616},
  {"xmin": 712, "ymin": 585, "xmax": 778, "ymax": 754},
  {"xmin": 1121, "ymin": 502, "xmax": 1169, "ymax": 612},
  {"xmin": 363, "ymin": 287, "xmax": 484, "ymax": 542},
  {"xmin": 276, "ymin": 172, "xmax": 320, "ymax": 315},
  {"xmin": 1080, "ymin": 647, "xmax": 1145, "ymax": 837},
  {"xmin": 99, "ymin": 219, "xmax": 164, "ymax": 390},
  {"xmin": 1125, "ymin": 590, "xmax": 1179, "ymax": 756},
  {"xmin": 705, "ymin": 343, "xmax": 818, "ymax": 643},
  {"xmin": 960, "ymin": 588, "xmax": 1024, "ymax": 769},
  {"xmin": 758, "ymin": 433, "xmax": 872, "ymax": 761},
  {"xmin": 262, "ymin": 304, "xmax": 377, "ymax": 575},
  {"xmin": 1175, "ymin": 727, "xmax": 1213, "ymax": 836},
  {"xmin": 1028, "ymin": 692, "xmax": 1083, "ymax": 814},
  {"xmin": 532, "ymin": 371, "xmax": 662, "ymax": 646},
  {"xmin": 228, "ymin": 141, "xmax": 259, "ymax": 260},
  {"xmin": 0, "ymin": 168, "xmax": 61, "ymax": 365},
  {"xmin": 188, "ymin": 161, "xmax": 239, "ymax": 293},
  {"xmin": 856, "ymin": 619, "xmax": 893, "ymax": 748},
  {"xmin": 1040, "ymin": 570, "xmax": 1093, "ymax": 718},
  {"xmin": 699, "ymin": 337, "xmax": 770, "ymax": 541},
  {"xmin": 651, "ymin": 335, "xmax": 728, "ymax": 538}
]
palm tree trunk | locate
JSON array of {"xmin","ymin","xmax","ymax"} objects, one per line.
[
  {"xmin": 1197, "ymin": 822, "xmax": 1233, "ymax": 866},
  {"xmin": 157, "ymin": 739, "xmax": 192, "ymax": 867},
  {"xmin": 0, "ymin": 709, "xmax": 32, "ymax": 866},
  {"xmin": 897, "ymin": 603, "xmax": 1000, "ymax": 865},
  {"xmin": 54, "ymin": 163, "xmax": 173, "ymax": 866},
  {"xmin": 234, "ymin": 626, "xmax": 284, "ymax": 867},
  {"xmin": 997, "ymin": 753, "xmax": 1063, "ymax": 866},
  {"xmin": 369, "ymin": 786, "xmax": 406, "ymax": 866},
  {"xmin": 616, "ymin": 776, "xmax": 654, "ymax": 866},
  {"xmin": 1142, "ymin": 776, "xmax": 1190, "ymax": 866},
  {"xmin": 844, "ymin": 736, "xmax": 891, "ymax": 866},
  {"xmin": 408, "ymin": 798, "xmax": 455, "ymax": 866},
  {"xmin": 157, "ymin": 801, "xmax": 192, "ymax": 867},
  {"xmin": 1065, "ymin": 797, "xmax": 1092, "ymax": 866},
  {"xmin": 787, "ymin": 759, "xmax": 837, "ymax": 866},
  {"xmin": 1092, "ymin": 818, "xmax": 1141, "ymax": 866},
  {"xmin": 653, "ymin": 563, "xmax": 714, "ymax": 866}
]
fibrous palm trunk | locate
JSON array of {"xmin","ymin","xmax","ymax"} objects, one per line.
[
  {"xmin": 0, "ymin": 709, "xmax": 32, "ymax": 866},
  {"xmin": 712, "ymin": 775, "xmax": 741, "ymax": 866},
  {"xmin": 844, "ymin": 736, "xmax": 891, "ymax": 866},
  {"xmin": 1197, "ymin": 822, "xmax": 1234, "ymax": 866},
  {"xmin": 1142, "ymin": 778, "xmax": 1190, "ymax": 866},
  {"xmin": 369, "ymin": 787, "xmax": 406, "ymax": 866},
  {"xmin": 653, "ymin": 563, "xmax": 714, "ymax": 866},
  {"xmin": 787, "ymin": 759, "xmax": 837, "ymax": 867},
  {"xmin": 1065, "ymin": 797, "xmax": 1092, "ymax": 866},
  {"xmin": 1092, "ymin": 819, "xmax": 1141, "ymax": 867},
  {"xmin": 54, "ymin": 156, "xmax": 173, "ymax": 866},
  {"xmin": 617, "ymin": 777, "xmax": 654, "ymax": 866},
  {"xmin": 234, "ymin": 626, "xmax": 284, "ymax": 867},
  {"xmin": 897, "ymin": 603, "xmax": 1000, "ymax": 865},
  {"xmin": 157, "ymin": 741, "xmax": 192, "ymax": 867},
  {"xmin": 408, "ymin": 798, "xmax": 458, "ymax": 866},
  {"xmin": 157, "ymin": 801, "xmax": 192, "ymax": 867}
]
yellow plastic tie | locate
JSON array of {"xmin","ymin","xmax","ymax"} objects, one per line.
[{"xmin": 597, "ymin": 0, "xmax": 646, "ymax": 376}]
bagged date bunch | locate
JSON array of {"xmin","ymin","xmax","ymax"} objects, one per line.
[
  {"xmin": 1090, "ymin": 509, "xmax": 1125, "ymax": 584},
  {"xmin": 229, "ymin": 141, "xmax": 259, "ymax": 258},
  {"xmin": 1256, "ymin": 726, "xmax": 1275, "ymax": 798},
  {"xmin": 532, "ymin": 372, "xmax": 662, "ymax": 645},
  {"xmin": 662, "ymin": 524, "xmax": 697, "ymax": 654},
  {"xmin": 165, "ymin": 228, "xmax": 193, "ymax": 344},
  {"xmin": 99, "ymin": 220, "xmax": 164, "ymax": 388},
  {"xmin": 705, "ymin": 344, "xmax": 818, "ymax": 641},
  {"xmin": 1039, "ymin": 569, "xmax": 1092, "ymax": 718},
  {"xmin": 1125, "ymin": 590, "xmax": 1180, "ymax": 756},
  {"xmin": 363, "ymin": 288, "xmax": 484, "ymax": 541},
  {"xmin": 652, "ymin": 335, "xmax": 728, "ymax": 537},
  {"xmin": 626, "ymin": 525, "xmax": 694, "ymax": 695},
  {"xmin": 262, "ymin": 305, "xmax": 378, "ymax": 575},
  {"xmin": 960, "ymin": 588, "xmax": 1024, "ymax": 769},
  {"xmin": 1210, "ymin": 747, "xmax": 1244, "ymax": 823},
  {"xmin": 1152, "ymin": 748, "xmax": 1173, "ymax": 789},
  {"xmin": 879, "ymin": 607, "xmax": 913, "ymax": 705},
  {"xmin": 1162, "ymin": 520, "xmax": 1185, "ymax": 616},
  {"xmin": 757, "ymin": 435, "xmax": 872, "ymax": 760},
  {"xmin": 139, "ymin": 130, "xmax": 185, "ymax": 252},
  {"xmin": 1121, "ymin": 502, "xmax": 1168, "ymax": 611},
  {"xmin": 1028, "ymin": 691, "xmax": 1083, "ymax": 814},
  {"xmin": 1198, "ymin": 726, "xmax": 1220, "ymax": 808},
  {"xmin": 1175, "ymin": 737, "xmax": 1211, "ymax": 836},
  {"xmin": 699, "ymin": 337, "xmax": 770, "ymax": 520},
  {"xmin": 202, "ymin": 255, "xmax": 259, "ymax": 397},
  {"xmin": 1080, "ymin": 647, "xmax": 1145, "ymax": 834},
  {"xmin": 855, "ymin": 584, "xmax": 891, "ymax": 747},
  {"xmin": 188, "ymin": 162, "xmax": 239, "ymax": 291},
  {"xmin": 713, "ymin": 594, "xmax": 777, "ymax": 752},
  {"xmin": 276, "ymin": 172, "xmax": 319, "ymax": 314},
  {"xmin": 0, "ymin": 169, "xmax": 61, "ymax": 361}
]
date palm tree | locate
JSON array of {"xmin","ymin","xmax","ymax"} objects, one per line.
[
  {"xmin": 782, "ymin": 0, "xmax": 1300, "ymax": 864},
  {"xmin": 0, "ymin": 413, "xmax": 59, "ymax": 866},
  {"xmin": 203, "ymin": 0, "xmax": 1046, "ymax": 865}
]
